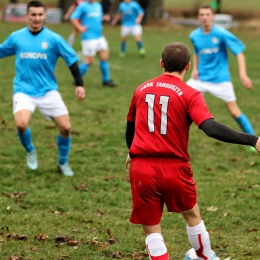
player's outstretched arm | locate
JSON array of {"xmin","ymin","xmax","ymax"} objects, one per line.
[
  {"xmin": 237, "ymin": 53, "xmax": 252, "ymax": 89},
  {"xmin": 111, "ymin": 13, "xmax": 121, "ymax": 26},
  {"xmin": 200, "ymin": 118, "xmax": 258, "ymax": 149}
]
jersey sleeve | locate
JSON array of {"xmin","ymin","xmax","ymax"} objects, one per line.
[
  {"xmin": 0, "ymin": 34, "xmax": 15, "ymax": 58},
  {"xmin": 56, "ymin": 35, "xmax": 78, "ymax": 66},
  {"xmin": 126, "ymin": 91, "xmax": 137, "ymax": 122},
  {"xmin": 118, "ymin": 3, "xmax": 123, "ymax": 14},
  {"xmin": 188, "ymin": 92, "xmax": 214, "ymax": 126},
  {"xmin": 70, "ymin": 4, "xmax": 84, "ymax": 20},
  {"xmin": 222, "ymin": 29, "xmax": 245, "ymax": 55}
]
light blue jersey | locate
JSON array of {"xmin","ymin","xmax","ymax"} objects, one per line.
[
  {"xmin": 70, "ymin": 1, "xmax": 103, "ymax": 40},
  {"xmin": 0, "ymin": 27, "xmax": 78, "ymax": 97},
  {"xmin": 190, "ymin": 25, "xmax": 245, "ymax": 83},
  {"xmin": 118, "ymin": 1, "xmax": 144, "ymax": 27}
]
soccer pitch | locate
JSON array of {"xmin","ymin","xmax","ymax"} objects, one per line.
[{"xmin": 0, "ymin": 20, "xmax": 260, "ymax": 259}]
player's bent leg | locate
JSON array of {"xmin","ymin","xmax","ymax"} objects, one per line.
[
  {"xmin": 120, "ymin": 36, "xmax": 128, "ymax": 57},
  {"xmin": 14, "ymin": 110, "xmax": 38, "ymax": 170},
  {"xmin": 99, "ymin": 50, "xmax": 116, "ymax": 87},
  {"xmin": 182, "ymin": 204, "xmax": 212, "ymax": 260},
  {"xmin": 226, "ymin": 101, "xmax": 255, "ymax": 137},
  {"xmin": 53, "ymin": 115, "xmax": 73, "ymax": 176},
  {"xmin": 143, "ymin": 225, "xmax": 169, "ymax": 260}
]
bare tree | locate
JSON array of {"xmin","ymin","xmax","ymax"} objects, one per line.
[{"xmin": 58, "ymin": 0, "xmax": 74, "ymax": 17}]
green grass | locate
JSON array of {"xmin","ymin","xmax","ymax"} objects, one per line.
[{"xmin": 1, "ymin": 21, "xmax": 260, "ymax": 259}]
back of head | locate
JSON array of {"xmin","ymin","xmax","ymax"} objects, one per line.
[
  {"xmin": 162, "ymin": 42, "xmax": 190, "ymax": 73},
  {"xmin": 27, "ymin": 1, "xmax": 45, "ymax": 12}
]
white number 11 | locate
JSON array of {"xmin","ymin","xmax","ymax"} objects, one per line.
[{"xmin": 145, "ymin": 94, "xmax": 170, "ymax": 135}]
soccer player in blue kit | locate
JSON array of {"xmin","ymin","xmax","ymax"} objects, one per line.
[
  {"xmin": 111, "ymin": 0, "xmax": 145, "ymax": 57},
  {"xmin": 0, "ymin": 1, "xmax": 85, "ymax": 176},
  {"xmin": 187, "ymin": 5, "xmax": 256, "ymax": 151},
  {"xmin": 70, "ymin": 0, "xmax": 116, "ymax": 87}
]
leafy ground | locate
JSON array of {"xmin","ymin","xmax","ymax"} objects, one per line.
[{"xmin": 1, "ymin": 20, "xmax": 260, "ymax": 260}]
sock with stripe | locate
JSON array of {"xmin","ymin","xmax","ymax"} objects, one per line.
[
  {"xmin": 145, "ymin": 233, "xmax": 169, "ymax": 260},
  {"xmin": 235, "ymin": 113, "xmax": 255, "ymax": 134},
  {"xmin": 17, "ymin": 127, "xmax": 35, "ymax": 152},
  {"xmin": 57, "ymin": 134, "xmax": 71, "ymax": 165},
  {"xmin": 187, "ymin": 221, "xmax": 211, "ymax": 260}
]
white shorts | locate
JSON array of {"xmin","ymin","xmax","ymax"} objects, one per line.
[
  {"xmin": 13, "ymin": 90, "xmax": 69, "ymax": 121},
  {"xmin": 81, "ymin": 36, "xmax": 108, "ymax": 57},
  {"xmin": 186, "ymin": 78, "xmax": 236, "ymax": 102},
  {"xmin": 121, "ymin": 25, "xmax": 142, "ymax": 37}
]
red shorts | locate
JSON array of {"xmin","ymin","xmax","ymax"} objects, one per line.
[{"xmin": 129, "ymin": 158, "xmax": 197, "ymax": 226}]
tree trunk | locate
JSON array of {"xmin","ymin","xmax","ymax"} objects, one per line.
[
  {"xmin": 216, "ymin": 0, "xmax": 221, "ymax": 14},
  {"xmin": 58, "ymin": 0, "xmax": 74, "ymax": 16}
]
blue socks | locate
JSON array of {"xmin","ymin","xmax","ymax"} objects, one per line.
[
  {"xmin": 99, "ymin": 60, "xmax": 110, "ymax": 82},
  {"xmin": 79, "ymin": 62, "xmax": 89, "ymax": 77},
  {"xmin": 235, "ymin": 113, "xmax": 255, "ymax": 134},
  {"xmin": 57, "ymin": 134, "xmax": 71, "ymax": 165},
  {"xmin": 121, "ymin": 41, "xmax": 126, "ymax": 53},
  {"xmin": 17, "ymin": 127, "xmax": 35, "ymax": 152},
  {"xmin": 137, "ymin": 40, "xmax": 143, "ymax": 50}
]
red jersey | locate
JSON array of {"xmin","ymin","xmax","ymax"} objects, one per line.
[
  {"xmin": 127, "ymin": 74, "xmax": 213, "ymax": 161},
  {"xmin": 74, "ymin": 0, "xmax": 84, "ymax": 7}
]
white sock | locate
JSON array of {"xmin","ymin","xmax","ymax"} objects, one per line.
[
  {"xmin": 145, "ymin": 233, "xmax": 168, "ymax": 259},
  {"xmin": 187, "ymin": 221, "xmax": 211, "ymax": 260},
  {"xmin": 68, "ymin": 34, "xmax": 76, "ymax": 46}
]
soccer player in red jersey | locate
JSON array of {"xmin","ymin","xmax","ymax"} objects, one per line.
[
  {"xmin": 63, "ymin": 0, "xmax": 85, "ymax": 46},
  {"xmin": 125, "ymin": 42, "xmax": 260, "ymax": 260}
]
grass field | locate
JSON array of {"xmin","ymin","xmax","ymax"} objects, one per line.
[{"xmin": 1, "ymin": 20, "xmax": 260, "ymax": 259}]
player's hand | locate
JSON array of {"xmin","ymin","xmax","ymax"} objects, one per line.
[
  {"xmin": 254, "ymin": 137, "xmax": 260, "ymax": 153},
  {"xmin": 240, "ymin": 75, "xmax": 252, "ymax": 89},
  {"xmin": 75, "ymin": 86, "xmax": 85, "ymax": 102},
  {"xmin": 125, "ymin": 153, "xmax": 132, "ymax": 170},
  {"xmin": 63, "ymin": 14, "xmax": 69, "ymax": 20},
  {"xmin": 79, "ymin": 26, "xmax": 88, "ymax": 32},
  {"xmin": 103, "ymin": 14, "xmax": 111, "ymax": 22},
  {"xmin": 191, "ymin": 69, "xmax": 198, "ymax": 79},
  {"xmin": 135, "ymin": 17, "xmax": 141, "ymax": 24}
]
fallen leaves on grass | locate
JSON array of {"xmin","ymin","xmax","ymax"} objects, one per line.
[
  {"xmin": 34, "ymin": 233, "xmax": 49, "ymax": 241},
  {"xmin": 74, "ymin": 183, "xmax": 88, "ymax": 191},
  {"xmin": 207, "ymin": 206, "xmax": 218, "ymax": 212},
  {"xmin": 3, "ymin": 191, "xmax": 26, "ymax": 199},
  {"xmin": 6, "ymin": 234, "xmax": 29, "ymax": 241},
  {"xmin": 55, "ymin": 236, "xmax": 79, "ymax": 247}
]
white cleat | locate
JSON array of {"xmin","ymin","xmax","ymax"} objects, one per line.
[
  {"xmin": 57, "ymin": 163, "xmax": 74, "ymax": 176},
  {"xmin": 26, "ymin": 150, "xmax": 38, "ymax": 170}
]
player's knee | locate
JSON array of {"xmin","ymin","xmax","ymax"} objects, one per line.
[
  {"xmin": 59, "ymin": 123, "xmax": 71, "ymax": 137},
  {"xmin": 16, "ymin": 121, "xmax": 28, "ymax": 133}
]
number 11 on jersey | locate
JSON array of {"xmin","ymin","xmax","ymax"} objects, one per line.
[{"xmin": 145, "ymin": 94, "xmax": 170, "ymax": 135}]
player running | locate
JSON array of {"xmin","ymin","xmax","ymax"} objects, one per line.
[
  {"xmin": 63, "ymin": 0, "xmax": 85, "ymax": 46},
  {"xmin": 186, "ymin": 5, "xmax": 256, "ymax": 152},
  {"xmin": 70, "ymin": 0, "xmax": 116, "ymax": 87},
  {"xmin": 112, "ymin": 0, "xmax": 146, "ymax": 57},
  {"xmin": 0, "ymin": 1, "xmax": 85, "ymax": 176}
]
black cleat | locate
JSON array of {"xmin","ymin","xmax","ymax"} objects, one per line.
[{"xmin": 103, "ymin": 79, "xmax": 117, "ymax": 87}]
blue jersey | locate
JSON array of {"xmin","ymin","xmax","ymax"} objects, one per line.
[
  {"xmin": 189, "ymin": 25, "xmax": 245, "ymax": 83},
  {"xmin": 0, "ymin": 27, "xmax": 78, "ymax": 97},
  {"xmin": 118, "ymin": 1, "xmax": 144, "ymax": 27},
  {"xmin": 70, "ymin": 1, "xmax": 103, "ymax": 40}
]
